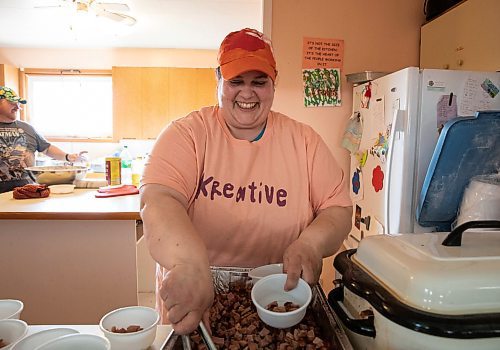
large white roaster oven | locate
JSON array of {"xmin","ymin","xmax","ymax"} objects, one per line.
[{"xmin": 328, "ymin": 111, "xmax": 500, "ymax": 349}]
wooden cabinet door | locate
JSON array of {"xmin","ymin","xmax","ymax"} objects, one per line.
[
  {"xmin": 420, "ymin": 0, "xmax": 500, "ymax": 71},
  {"xmin": 0, "ymin": 64, "xmax": 19, "ymax": 91},
  {"xmin": 113, "ymin": 67, "xmax": 217, "ymax": 141},
  {"xmin": 113, "ymin": 67, "xmax": 143, "ymax": 140},
  {"xmin": 142, "ymin": 68, "xmax": 170, "ymax": 139},
  {"xmin": 167, "ymin": 68, "xmax": 217, "ymax": 122}
]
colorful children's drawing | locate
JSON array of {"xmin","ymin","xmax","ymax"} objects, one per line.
[{"xmin": 302, "ymin": 68, "xmax": 341, "ymax": 107}]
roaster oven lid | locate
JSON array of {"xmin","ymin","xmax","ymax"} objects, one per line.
[{"xmin": 352, "ymin": 221, "xmax": 500, "ymax": 315}]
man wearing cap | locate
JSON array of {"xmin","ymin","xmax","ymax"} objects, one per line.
[
  {"xmin": 140, "ymin": 28, "xmax": 353, "ymax": 334},
  {"xmin": 0, "ymin": 86, "xmax": 85, "ymax": 193}
]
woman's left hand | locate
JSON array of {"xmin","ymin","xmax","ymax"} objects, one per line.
[{"xmin": 282, "ymin": 238, "xmax": 322, "ymax": 291}]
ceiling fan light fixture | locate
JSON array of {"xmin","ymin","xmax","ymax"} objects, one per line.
[{"xmin": 76, "ymin": 2, "xmax": 88, "ymax": 12}]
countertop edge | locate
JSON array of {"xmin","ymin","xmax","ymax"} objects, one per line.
[{"xmin": 0, "ymin": 212, "xmax": 141, "ymax": 220}]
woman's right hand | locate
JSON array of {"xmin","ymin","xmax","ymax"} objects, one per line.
[{"xmin": 159, "ymin": 263, "xmax": 214, "ymax": 335}]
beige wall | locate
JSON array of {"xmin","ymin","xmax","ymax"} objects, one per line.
[
  {"xmin": 272, "ymin": 0, "xmax": 424, "ymax": 167},
  {"xmin": 269, "ymin": 0, "xmax": 424, "ymax": 292}
]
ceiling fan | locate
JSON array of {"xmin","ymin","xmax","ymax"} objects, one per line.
[{"xmin": 35, "ymin": 0, "xmax": 137, "ymax": 26}]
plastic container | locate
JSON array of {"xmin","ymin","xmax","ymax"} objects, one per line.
[
  {"xmin": 0, "ymin": 319, "xmax": 28, "ymax": 350},
  {"xmin": 0, "ymin": 300, "xmax": 24, "ymax": 320},
  {"xmin": 120, "ymin": 146, "xmax": 133, "ymax": 185},
  {"xmin": 34, "ymin": 334, "xmax": 110, "ymax": 350},
  {"xmin": 131, "ymin": 156, "xmax": 145, "ymax": 188},
  {"xmin": 251, "ymin": 274, "xmax": 312, "ymax": 329},
  {"xmin": 248, "ymin": 263, "xmax": 283, "ymax": 284},
  {"xmin": 99, "ymin": 306, "xmax": 159, "ymax": 350},
  {"xmin": 105, "ymin": 157, "xmax": 121, "ymax": 186}
]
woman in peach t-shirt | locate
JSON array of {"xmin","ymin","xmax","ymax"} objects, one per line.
[{"xmin": 140, "ymin": 28, "xmax": 353, "ymax": 335}]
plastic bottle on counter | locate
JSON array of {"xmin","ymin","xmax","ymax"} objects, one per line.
[
  {"xmin": 131, "ymin": 156, "xmax": 145, "ymax": 188},
  {"xmin": 120, "ymin": 146, "xmax": 133, "ymax": 185}
]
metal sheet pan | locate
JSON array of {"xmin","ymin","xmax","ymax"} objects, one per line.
[{"xmin": 162, "ymin": 266, "xmax": 353, "ymax": 350}]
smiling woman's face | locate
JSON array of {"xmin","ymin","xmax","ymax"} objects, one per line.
[{"xmin": 218, "ymin": 70, "xmax": 275, "ymax": 141}]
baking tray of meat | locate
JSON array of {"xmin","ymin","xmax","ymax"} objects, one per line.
[{"xmin": 162, "ymin": 266, "xmax": 353, "ymax": 350}]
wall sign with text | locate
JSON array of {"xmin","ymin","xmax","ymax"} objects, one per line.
[{"xmin": 302, "ymin": 37, "xmax": 344, "ymax": 107}]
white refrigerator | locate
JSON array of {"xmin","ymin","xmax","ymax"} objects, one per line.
[{"xmin": 344, "ymin": 67, "xmax": 500, "ymax": 249}]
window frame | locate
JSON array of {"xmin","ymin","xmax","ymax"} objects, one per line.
[{"xmin": 20, "ymin": 68, "xmax": 114, "ymax": 143}]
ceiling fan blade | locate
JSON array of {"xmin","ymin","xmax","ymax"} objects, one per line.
[
  {"xmin": 93, "ymin": 2, "xmax": 130, "ymax": 12},
  {"xmin": 34, "ymin": 5, "xmax": 63, "ymax": 8},
  {"xmin": 96, "ymin": 9, "xmax": 136, "ymax": 26},
  {"xmin": 34, "ymin": 0, "xmax": 70, "ymax": 8}
]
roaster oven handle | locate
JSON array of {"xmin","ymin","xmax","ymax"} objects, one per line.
[
  {"xmin": 327, "ymin": 286, "xmax": 376, "ymax": 338},
  {"xmin": 442, "ymin": 220, "xmax": 500, "ymax": 246}
]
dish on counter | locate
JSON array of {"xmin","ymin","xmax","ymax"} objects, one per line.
[
  {"xmin": 25, "ymin": 166, "xmax": 87, "ymax": 185},
  {"xmin": 0, "ymin": 300, "xmax": 24, "ymax": 320},
  {"xmin": 99, "ymin": 306, "xmax": 159, "ymax": 350},
  {"xmin": 0, "ymin": 319, "xmax": 28, "ymax": 350},
  {"xmin": 48, "ymin": 184, "xmax": 76, "ymax": 194},
  {"xmin": 11, "ymin": 328, "xmax": 79, "ymax": 350}
]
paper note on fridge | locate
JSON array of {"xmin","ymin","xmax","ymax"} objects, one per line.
[{"xmin": 459, "ymin": 76, "xmax": 499, "ymax": 115}]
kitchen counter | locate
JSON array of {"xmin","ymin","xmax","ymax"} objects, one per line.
[
  {"xmin": 0, "ymin": 189, "xmax": 142, "ymax": 325},
  {"xmin": 0, "ymin": 188, "xmax": 140, "ymax": 220}
]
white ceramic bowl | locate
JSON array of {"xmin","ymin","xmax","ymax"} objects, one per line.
[
  {"xmin": 48, "ymin": 184, "xmax": 76, "ymax": 194},
  {"xmin": 33, "ymin": 334, "xmax": 110, "ymax": 350},
  {"xmin": 11, "ymin": 328, "xmax": 79, "ymax": 350},
  {"xmin": 99, "ymin": 306, "xmax": 160, "ymax": 350},
  {"xmin": 248, "ymin": 263, "xmax": 283, "ymax": 284},
  {"xmin": 251, "ymin": 273, "xmax": 312, "ymax": 329},
  {"xmin": 0, "ymin": 319, "xmax": 28, "ymax": 350},
  {"xmin": 0, "ymin": 300, "xmax": 24, "ymax": 320}
]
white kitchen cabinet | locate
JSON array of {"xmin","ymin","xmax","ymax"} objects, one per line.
[{"xmin": 420, "ymin": 0, "xmax": 500, "ymax": 71}]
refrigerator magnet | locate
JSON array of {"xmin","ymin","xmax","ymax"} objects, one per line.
[
  {"xmin": 356, "ymin": 150, "xmax": 368, "ymax": 168},
  {"xmin": 351, "ymin": 167, "xmax": 364, "ymax": 201},
  {"xmin": 354, "ymin": 205, "xmax": 362, "ymax": 230},
  {"xmin": 372, "ymin": 165, "xmax": 384, "ymax": 192},
  {"xmin": 360, "ymin": 82, "xmax": 371, "ymax": 108},
  {"xmin": 481, "ymin": 78, "xmax": 499, "ymax": 98},
  {"xmin": 369, "ymin": 131, "xmax": 389, "ymax": 163},
  {"xmin": 436, "ymin": 94, "xmax": 458, "ymax": 130}
]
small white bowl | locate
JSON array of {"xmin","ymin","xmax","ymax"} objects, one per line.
[
  {"xmin": 12, "ymin": 328, "xmax": 79, "ymax": 350},
  {"xmin": 0, "ymin": 319, "xmax": 28, "ymax": 350},
  {"xmin": 48, "ymin": 184, "xmax": 75, "ymax": 194},
  {"xmin": 33, "ymin": 334, "xmax": 110, "ymax": 350},
  {"xmin": 251, "ymin": 273, "xmax": 312, "ymax": 329},
  {"xmin": 99, "ymin": 306, "xmax": 159, "ymax": 350},
  {"xmin": 248, "ymin": 263, "xmax": 283, "ymax": 284},
  {"xmin": 0, "ymin": 300, "xmax": 24, "ymax": 320}
]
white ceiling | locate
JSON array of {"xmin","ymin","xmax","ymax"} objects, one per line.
[{"xmin": 0, "ymin": 0, "xmax": 263, "ymax": 50}]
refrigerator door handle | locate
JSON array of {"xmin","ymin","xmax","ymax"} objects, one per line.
[{"xmin": 384, "ymin": 109, "xmax": 406, "ymax": 235}]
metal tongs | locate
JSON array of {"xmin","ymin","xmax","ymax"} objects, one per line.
[{"xmin": 181, "ymin": 321, "xmax": 217, "ymax": 350}]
